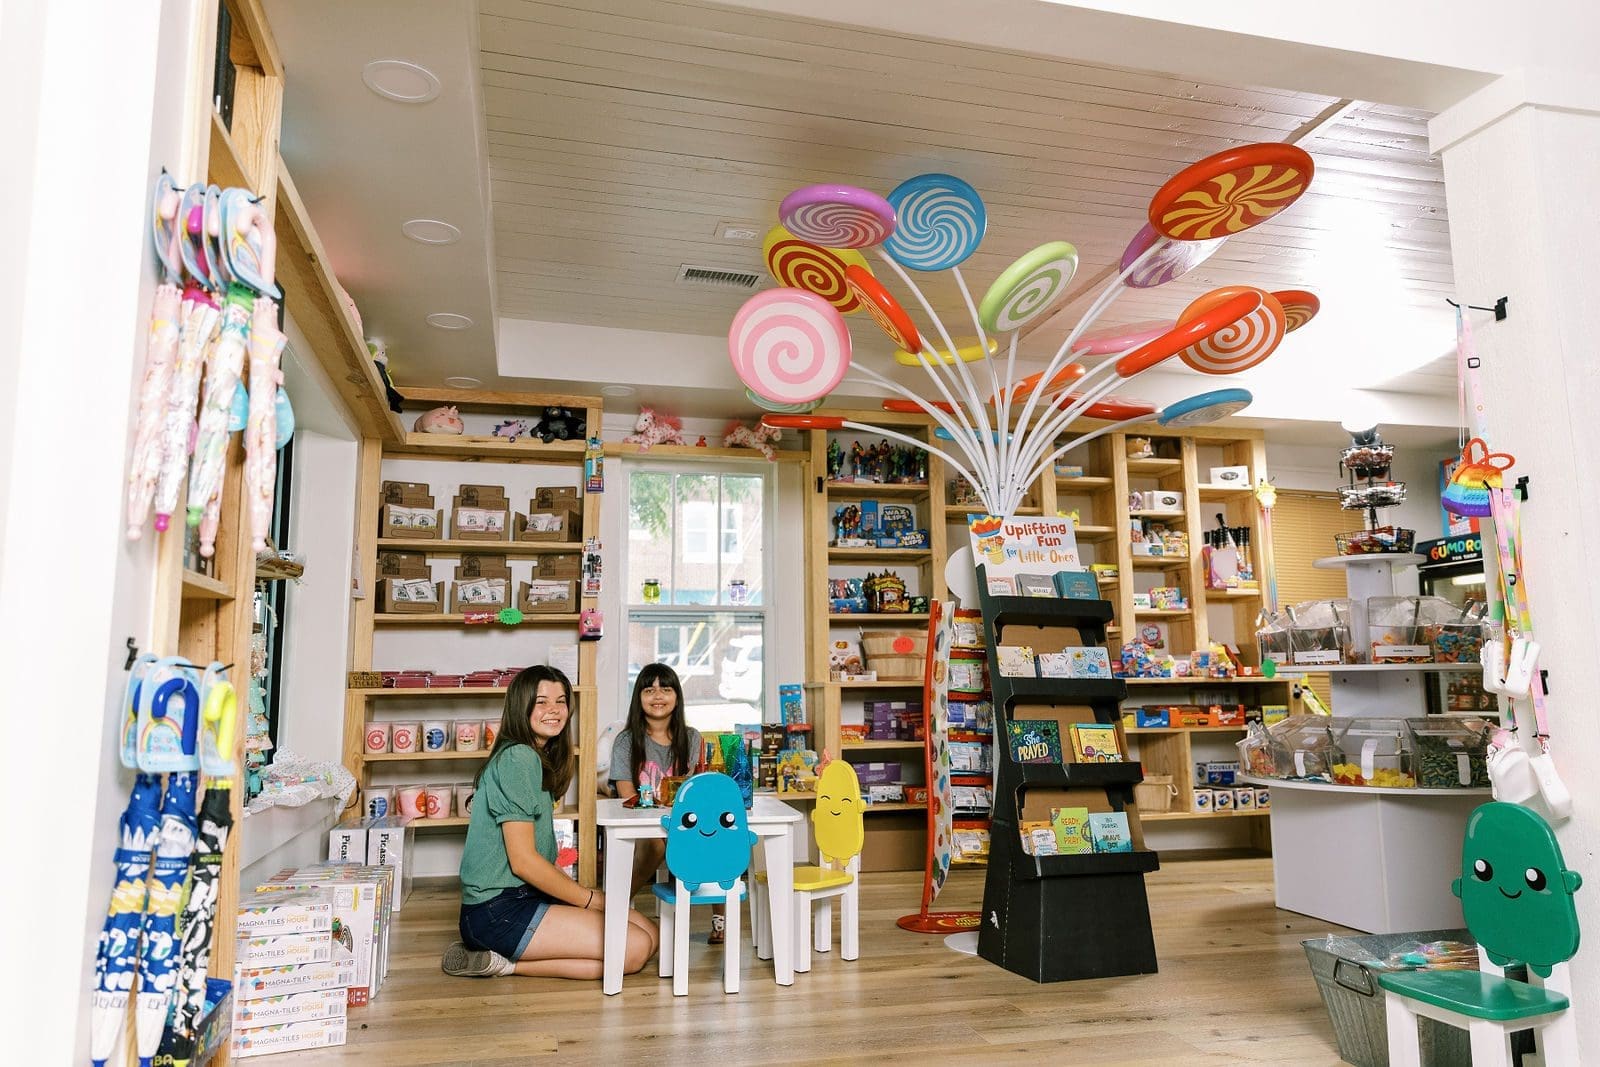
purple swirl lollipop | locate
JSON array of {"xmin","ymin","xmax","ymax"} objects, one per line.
[
  {"xmin": 1119, "ymin": 223, "xmax": 1226, "ymax": 289},
  {"xmin": 779, "ymin": 184, "xmax": 896, "ymax": 249}
]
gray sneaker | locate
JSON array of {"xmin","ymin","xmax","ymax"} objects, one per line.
[{"xmin": 442, "ymin": 941, "xmax": 511, "ymax": 977}]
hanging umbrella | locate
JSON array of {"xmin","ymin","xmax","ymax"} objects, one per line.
[
  {"xmin": 186, "ymin": 289, "xmax": 251, "ymax": 555},
  {"xmin": 135, "ymin": 772, "xmax": 197, "ymax": 1067},
  {"xmin": 244, "ymin": 296, "xmax": 287, "ymax": 551},
  {"xmin": 90, "ymin": 774, "xmax": 162, "ymax": 1067},
  {"xmin": 158, "ymin": 782, "xmax": 233, "ymax": 1067},
  {"xmin": 153, "ymin": 282, "xmax": 219, "ymax": 534}
]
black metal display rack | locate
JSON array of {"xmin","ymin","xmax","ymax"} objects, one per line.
[{"xmin": 975, "ymin": 572, "xmax": 1162, "ymax": 982}]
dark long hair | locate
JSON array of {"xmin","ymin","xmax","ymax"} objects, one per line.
[
  {"xmin": 626, "ymin": 663, "xmax": 692, "ymax": 784},
  {"xmin": 475, "ymin": 665, "xmax": 574, "ymax": 798}
]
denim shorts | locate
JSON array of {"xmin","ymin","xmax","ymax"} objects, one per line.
[{"xmin": 460, "ymin": 884, "xmax": 554, "ymax": 960}]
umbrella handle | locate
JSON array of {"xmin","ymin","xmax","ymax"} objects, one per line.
[{"xmin": 151, "ymin": 675, "xmax": 201, "ymax": 760}]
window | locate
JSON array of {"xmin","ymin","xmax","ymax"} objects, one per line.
[{"xmin": 627, "ymin": 466, "xmax": 770, "ymax": 731}]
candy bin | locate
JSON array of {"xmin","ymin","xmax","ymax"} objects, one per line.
[
  {"xmin": 1330, "ymin": 717, "xmax": 1415, "ymax": 787},
  {"xmin": 1255, "ymin": 611, "xmax": 1292, "ymax": 663},
  {"xmin": 1366, "ymin": 596, "xmax": 1457, "ymax": 664},
  {"xmin": 1285, "ymin": 599, "xmax": 1356, "ymax": 666},
  {"xmin": 1432, "ymin": 607, "xmax": 1494, "ymax": 664},
  {"xmin": 1265, "ymin": 716, "xmax": 1337, "ymax": 780},
  {"xmin": 1407, "ymin": 717, "xmax": 1492, "ymax": 789},
  {"xmin": 1236, "ymin": 723, "xmax": 1277, "ymax": 779}
]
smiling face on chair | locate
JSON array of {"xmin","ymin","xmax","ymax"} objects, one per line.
[
  {"xmin": 663, "ymin": 773, "xmax": 758, "ymax": 890},
  {"xmin": 1452, "ymin": 802, "xmax": 1583, "ymax": 975},
  {"xmin": 812, "ymin": 760, "xmax": 865, "ymax": 865}
]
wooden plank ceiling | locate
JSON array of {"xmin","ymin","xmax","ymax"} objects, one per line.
[{"xmin": 478, "ymin": 0, "xmax": 1452, "ymax": 384}]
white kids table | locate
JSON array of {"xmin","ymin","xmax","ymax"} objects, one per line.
[{"xmin": 597, "ymin": 795, "xmax": 804, "ymax": 994}]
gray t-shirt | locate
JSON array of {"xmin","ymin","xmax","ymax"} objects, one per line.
[{"xmin": 609, "ymin": 726, "xmax": 704, "ymax": 790}]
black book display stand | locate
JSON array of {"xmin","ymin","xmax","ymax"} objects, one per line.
[{"xmin": 974, "ymin": 571, "xmax": 1161, "ymax": 982}]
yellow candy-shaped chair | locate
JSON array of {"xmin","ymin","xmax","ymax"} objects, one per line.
[{"xmin": 751, "ymin": 759, "xmax": 865, "ymax": 969}]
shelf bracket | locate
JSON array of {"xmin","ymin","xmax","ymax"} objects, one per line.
[
  {"xmin": 1516, "ymin": 475, "xmax": 1530, "ymax": 501},
  {"xmin": 1445, "ymin": 296, "xmax": 1508, "ymax": 321}
]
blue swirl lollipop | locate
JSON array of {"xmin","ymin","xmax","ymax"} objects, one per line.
[
  {"xmin": 884, "ymin": 174, "xmax": 987, "ymax": 271},
  {"xmin": 1158, "ymin": 388, "xmax": 1253, "ymax": 428}
]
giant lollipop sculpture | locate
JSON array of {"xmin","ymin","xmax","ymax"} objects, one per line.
[{"xmin": 731, "ymin": 145, "xmax": 1320, "ymax": 516}]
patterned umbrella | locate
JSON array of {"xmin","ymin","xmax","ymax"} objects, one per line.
[
  {"xmin": 157, "ymin": 782, "xmax": 233, "ymax": 1067},
  {"xmin": 135, "ymin": 772, "xmax": 197, "ymax": 1067},
  {"xmin": 90, "ymin": 775, "xmax": 161, "ymax": 1067}
]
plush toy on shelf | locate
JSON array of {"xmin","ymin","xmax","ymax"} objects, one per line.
[
  {"xmin": 491, "ymin": 418, "xmax": 537, "ymax": 442},
  {"xmin": 413, "ymin": 405, "xmax": 463, "ymax": 434},
  {"xmin": 622, "ymin": 405, "xmax": 684, "ymax": 449},
  {"xmin": 538, "ymin": 405, "xmax": 587, "ymax": 443},
  {"xmin": 723, "ymin": 419, "xmax": 782, "ymax": 460}
]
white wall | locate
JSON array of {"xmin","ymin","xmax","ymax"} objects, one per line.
[{"xmin": 0, "ymin": 0, "xmax": 207, "ymax": 1059}]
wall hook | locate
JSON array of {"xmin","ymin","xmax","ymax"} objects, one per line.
[
  {"xmin": 1445, "ymin": 296, "xmax": 1509, "ymax": 321},
  {"xmin": 125, "ymin": 637, "xmax": 139, "ymax": 670}
]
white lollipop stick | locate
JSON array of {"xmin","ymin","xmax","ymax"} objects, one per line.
[
  {"xmin": 841, "ymin": 363, "xmax": 992, "ymax": 482},
  {"xmin": 823, "ymin": 405, "xmax": 991, "ymax": 508}
]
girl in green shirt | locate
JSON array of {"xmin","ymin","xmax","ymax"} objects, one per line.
[{"xmin": 443, "ymin": 665, "xmax": 657, "ymax": 979}]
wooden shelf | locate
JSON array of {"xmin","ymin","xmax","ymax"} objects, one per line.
[
  {"xmin": 1140, "ymin": 810, "xmax": 1268, "ymax": 822},
  {"xmin": 828, "ymin": 547, "xmax": 932, "ymax": 562},
  {"xmin": 364, "ymin": 750, "xmax": 492, "ymax": 762},
  {"xmin": 376, "ymin": 538, "xmax": 583, "ymax": 556},
  {"xmin": 1134, "ymin": 608, "xmax": 1192, "ymax": 618},
  {"xmin": 864, "ymin": 801, "xmax": 927, "ymax": 813},
  {"xmin": 832, "ymin": 678, "xmax": 926, "ymax": 689},
  {"xmin": 1056, "ymin": 476, "xmax": 1113, "ymax": 491},
  {"xmin": 1129, "ymin": 510, "xmax": 1186, "ymax": 519},
  {"xmin": 828, "ymin": 481, "xmax": 930, "ymax": 496},
  {"xmin": 1072, "ymin": 525, "xmax": 1116, "ymax": 543},
  {"xmin": 1120, "ymin": 677, "xmax": 1284, "ymax": 686},
  {"xmin": 386, "ymin": 434, "xmax": 587, "ymax": 463},
  {"xmin": 353, "ymin": 685, "xmax": 596, "ymax": 698},
  {"xmin": 1125, "ymin": 457, "xmax": 1183, "ymax": 474},
  {"xmin": 1203, "ymin": 587, "xmax": 1261, "ymax": 599},
  {"xmin": 1272, "ymin": 662, "xmax": 1481, "ymax": 675},
  {"xmin": 373, "ymin": 613, "xmax": 582, "ymax": 626},
  {"xmin": 1125, "ymin": 725, "xmax": 1249, "ymax": 734},
  {"xmin": 828, "ymin": 613, "xmax": 931, "ymax": 622},
  {"xmin": 842, "ymin": 740, "xmax": 925, "ymax": 751},
  {"xmin": 181, "ymin": 569, "xmax": 234, "ymax": 601},
  {"xmin": 413, "ymin": 816, "xmax": 471, "ymax": 829},
  {"xmin": 606, "ymin": 442, "xmax": 806, "ymax": 463},
  {"xmin": 1198, "ymin": 483, "xmax": 1255, "ymax": 501},
  {"xmin": 1130, "ymin": 554, "xmax": 1192, "ymax": 568}
]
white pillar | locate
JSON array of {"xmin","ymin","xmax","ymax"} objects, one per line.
[{"xmin": 1433, "ymin": 80, "xmax": 1600, "ymax": 1050}]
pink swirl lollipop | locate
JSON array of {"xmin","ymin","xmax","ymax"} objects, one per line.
[
  {"xmin": 1119, "ymin": 223, "xmax": 1226, "ymax": 289},
  {"xmin": 779, "ymin": 185, "xmax": 896, "ymax": 249},
  {"xmin": 1072, "ymin": 319, "xmax": 1174, "ymax": 356},
  {"xmin": 728, "ymin": 288, "xmax": 853, "ymax": 406},
  {"xmin": 1176, "ymin": 286, "xmax": 1286, "ymax": 375}
]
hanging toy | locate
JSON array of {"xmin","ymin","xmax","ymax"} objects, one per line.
[
  {"xmin": 198, "ymin": 663, "xmax": 238, "ymax": 776},
  {"xmin": 243, "ymin": 297, "xmax": 288, "ymax": 551},
  {"xmin": 136, "ymin": 657, "xmax": 202, "ymax": 774},
  {"xmin": 126, "ymin": 174, "xmax": 186, "ymax": 539},
  {"xmin": 1441, "ymin": 437, "xmax": 1514, "ymax": 518}
]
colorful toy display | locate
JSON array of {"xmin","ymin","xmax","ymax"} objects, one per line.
[
  {"xmin": 734, "ymin": 145, "xmax": 1318, "ymax": 517},
  {"xmin": 621, "ymin": 405, "xmax": 685, "ymax": 448}
]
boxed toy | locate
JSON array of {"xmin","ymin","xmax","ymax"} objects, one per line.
[
  {"xmin": 1135, "ymin": 707, "xmax": 1170, "ymax": 729},
  {"xmin": 233, "ymin": 988, "xmax": 347, "ymax": 1030},
  {"xmin": 233, "ymin": 1017, "xmax": 348, "ymax": 1058},
  {"xmin": 234, "ymin": 958, "xmax": 356, "ymax": 1002},
  {"xmin": 1192, "ymin": 788, "xmax": 1213, "ymax": 813},
  {"xmin": 237, "ymin": 932, "xmax": 332, "ymax": 969},
  {"xmin": 258, "ymin": 865, "xmax": 391, "ymax": 1006},
  {"xmin": 327, "ymin": 818, "xmax": 367, "ymax": 866},
  {"xmin": 235, "ymin": 888, "xmax": 333, "ymax": 938},
  {"xmin": 1214, "ymin": 788, "xmax": 1235, "ymax": 811},
  {"xmin": 779, "ymin": 683, "xmax": 807, "ymax": 724},
  {"xmin": 365, "ymin": 816, "xmax": 415, "ymax": 913},
  {"xmin": 867, "ymin": 783, "xmax": 905, "ymax": 804}
]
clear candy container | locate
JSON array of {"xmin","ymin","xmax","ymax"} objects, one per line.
[
  {"xmin": 1285, "ymin": 599, "xmax": 1356, "ymax": 666},
  {"xmin": 1266, "ymin": 715, "xmax": 1337, "ymax": 780},
  {"xmin": 1255, "ymin": 611, "xmax": 1292, "ymax": 662},
  {"xmin": 1236, "ymin": 723, "xmax": 1277, "ymax": 779},
  {"xmin": 1407, "ymin": 717, "xmax": 1492, "ymax": 789},
  {"xmin": 1366, "ymin": 596, "xmax": 1458, "ymax": 664},
  {"xmin": 1331, "ymin": 717, "xmax": 1415, "ymax": 787}
]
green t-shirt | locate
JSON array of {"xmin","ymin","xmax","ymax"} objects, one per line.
[{"xmin": 459, "ymin": 744, "xmax": 559, "ymax": 906}]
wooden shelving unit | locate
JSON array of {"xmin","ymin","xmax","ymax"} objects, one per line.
[{"xmin": 345, "ymin": 389, "xmax": 604, "ymax": 887}]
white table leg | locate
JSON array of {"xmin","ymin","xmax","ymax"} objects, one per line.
[
  {"xmin": 765, "ymin": 830, "xmax": 795, "ymax": 985},
  {"xmin": 602, "ymin": 833, "xmax": 634, "ymax": 995},
  {"xmin": 1381, "ymin": 993, "xmax": 1422, "ymax": 1067}
]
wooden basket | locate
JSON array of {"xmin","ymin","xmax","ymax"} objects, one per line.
[
  {"xmin": 1133, "ymin": 774, "xmax": 1177, "ymax": 814},
  {"xmin": 860, "ymin": 630, "xmax": 928, "ymax": 680}
]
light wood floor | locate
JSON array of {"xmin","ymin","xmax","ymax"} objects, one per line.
[{"xmin": 288, "ymin": 860, "xmax": 1355, "ymax": 1065}]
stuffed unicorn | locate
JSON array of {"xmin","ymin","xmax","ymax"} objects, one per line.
[
  {"xmin": 723, "ymin": 419, "xmax": 782, "ymax": 460},
  {"xmin": 622, "ymin": 406, "xmax": 684, "ymax": 449},
  {"xmin": 413, "ymin": 405, "xmax": 463, "ymax": 434}
]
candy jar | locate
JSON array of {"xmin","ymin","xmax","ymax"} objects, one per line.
[{"xmin": 642, "ymin": 578, "xmax": 661, "ymax": 604}]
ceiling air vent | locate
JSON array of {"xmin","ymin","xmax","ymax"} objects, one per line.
[{"xmin": 676, "ymin": 264, "xmax": 763, "ymax": 290}]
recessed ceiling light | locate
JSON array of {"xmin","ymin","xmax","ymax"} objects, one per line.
[
  {"xmin": 426, "ymin": 312, "xmax": 472, "ymax": 330},
  {"xmin": 402, "ymin": 218, "xmax": 461, "ymax": 245},
  {"xmin": 362, "ymin": 59, "xmax": 440, "ymax": 104},
  {"xmin": 445, "ymin": 376, "xmax": 481, "ymax": 389},
  {"xmin": 600, "ymin": 385, "xmax": 636, "ymax": 397}
]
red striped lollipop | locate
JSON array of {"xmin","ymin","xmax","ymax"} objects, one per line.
[
  {"xmin": 1149, "ymin": 143, "xmax": 1314, "ymax": 241},
  {"xmin": 1176, "ymin": 285, "xmax": 1286, "ymax": 375},
  {"xmin": 762, "ymin": 225, "xmax": 868, "ymax": 314},
  {"xmin": 844, "ymin": 264, "xmax": 921, "ymax": 353},
  {"xmin": 728, "ymin": 288, "xmax": 853, "ymax": 406},
  {"xmin": 1274, "ymin": 289, "xmax": 1320, "ymax": 332},
  {"xmin": 779, "ymin": 185, "xmax": 896, "ymax": 249}
]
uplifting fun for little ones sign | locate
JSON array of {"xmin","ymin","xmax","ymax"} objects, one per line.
[{"xmin": 967, "ymin": 514, "xmax": 1085, "ymax": 597}]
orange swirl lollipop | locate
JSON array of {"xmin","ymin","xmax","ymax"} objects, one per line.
[
  {"xmin": 990, "ymin": 363, "xmax": 1086, "ymax": 404},
  {"xmin": 1115, "ymin": 290, "xmax": 1263, "ymax": 377},
  {"xmin": 1175, "ymin": 285, "xmax": 1286, "ymax": 375},
  {"xmin": 761, "ymin": 225, "xmax": 869, "ymax": 314},
  {"xmin": 1149, "ymin": 143, "xmax": 1314, "ymax": 241},
  {"xmin": 844, "ymin": 264, "xmax": 921, "ymax": 352},
  {"xmin": 1273, "ymin": 289, "xmax": 1320, "ymax": 332}
]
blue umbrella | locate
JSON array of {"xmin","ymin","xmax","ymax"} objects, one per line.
[
  {"xmin": 158, "ymin": 781, "xmax": 233, "ymax": 1067},
  {"xmin": 90, "ymin": 775, "xmax": 161, "ymax": 1067},
  {"xmin": 135, "ymin": 772, "xmax": 197, "ymax": 1067}
]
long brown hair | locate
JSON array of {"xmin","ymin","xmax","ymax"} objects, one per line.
[
  {"xmin": 625, "ymin": 663, "xmax": 692, "ymax": 784},
  {"xmin": 475, "ymin": 665, "xmax": 575, "ymax": 798}
]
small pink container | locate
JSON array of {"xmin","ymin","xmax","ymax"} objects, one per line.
[
  {"xmin": 457, "ymin": 785, "xmax": 477, "ymax": 818},
  {"xmin": 365, "ymin": 786, "xmax": 394, "ymax": 819},
  {"xmin": 482, "ymin": 721, "xmax": 498, "ymax": 749},
  {"xmin": 390, "ymin": 722, "xmax": 421, "ymax": 754},
  {"xmin": 454, "ymin": 721, "xmax": 481, "ymax": 752},
  {"xmin": 396, "ymin": 784, "xmax": 427, "ymax": 819},
  {"xmin": 423, "ymin": 784, "xmax": 454, "ymax": 820},
  {"xmin": 364, "ymin": 722, "xmax": 391, "ymax": 754}
]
